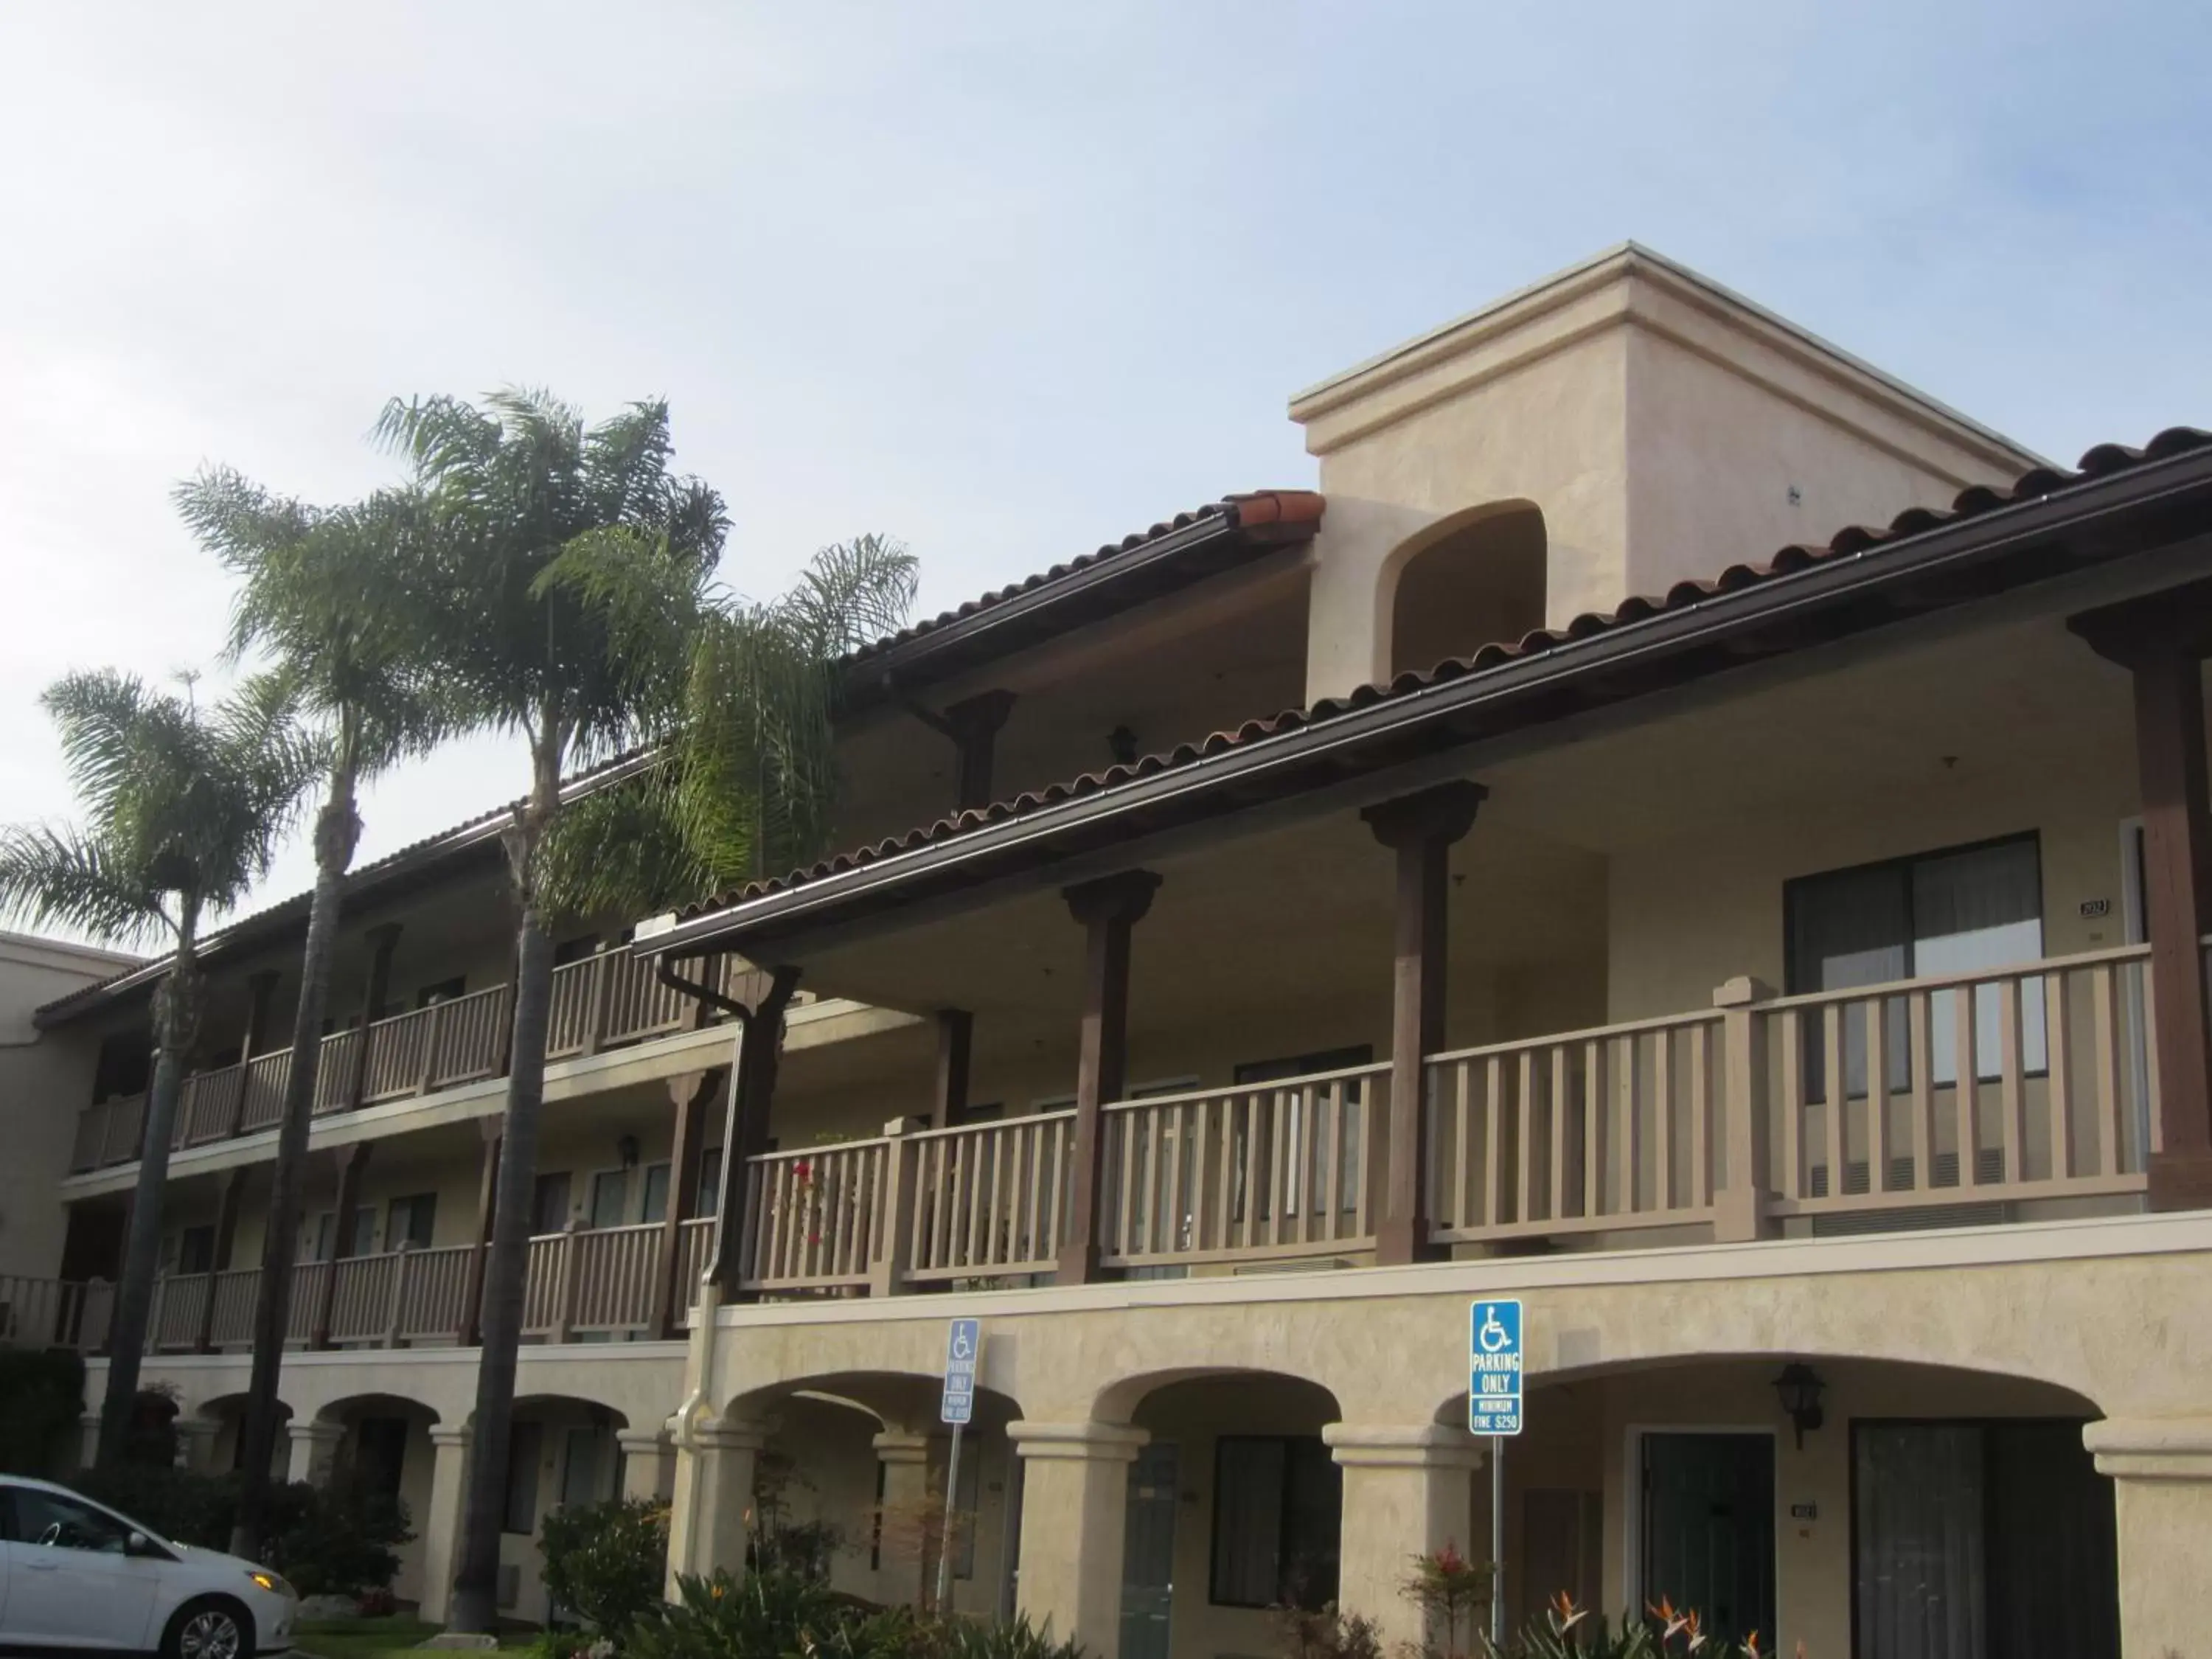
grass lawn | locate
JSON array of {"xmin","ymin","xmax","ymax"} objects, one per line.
[{"xmin": 291, "ymin": 1615, "xmax": 538, "ymax": 1658}]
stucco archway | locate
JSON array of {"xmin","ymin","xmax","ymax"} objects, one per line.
[{"xmin": 1379, "ymin": 501, "xmax": 1548, "ymax": 681}]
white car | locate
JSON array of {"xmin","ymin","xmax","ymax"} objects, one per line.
[{"xmin": 0, "ymin": 1474, "xmax": 297, "ymax": 1656}]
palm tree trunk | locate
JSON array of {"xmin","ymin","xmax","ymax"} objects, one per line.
[
  {"xmin": 97, "ymin": 929, "xmax": 200, "ymax": 1467},
  {"xmin": 447, "ymin": 899, "xmax": 554, "ymax": 1631},
  {"xmin": 232, "ymin": 773, "xmax": 358, "ymax": 1554}
]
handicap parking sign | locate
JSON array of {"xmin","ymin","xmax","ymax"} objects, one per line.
[
  {"xmin": 1468, "ymin": 1298, "xmax": 1523, "ymax": 1436},
  {"xmin": 941, "ymin": 1318, "xmax": 981, "ymax": 1425}
]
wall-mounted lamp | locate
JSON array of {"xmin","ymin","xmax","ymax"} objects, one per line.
[
  {"xmin": 1772, "ymin": 1362, "xmax": 1826, "ymax": 1450},
  {"xmin": 616, "ymin": 1134, "xmax": 640, "ymax": 1170}
]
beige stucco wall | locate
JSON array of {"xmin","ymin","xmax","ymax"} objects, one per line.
[
  {"xmin": 1290, "ymin": 248, "xmax": 2037, "ymax": 702},
  {"xmin": 0, "ymin": 931, "xmax": 137, "ymax": 1279}
]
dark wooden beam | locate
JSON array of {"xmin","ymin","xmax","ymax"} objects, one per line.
[
  {"xmin": 197, "ymin": 1167, "xmax": 251, "ymax": 1353},
  {"xmin": 347, "ymin": 924, "xmax": 403, "ymax": 1110},
  {"xmin": 945, "ymin": 690, "xmax": 1018, "ymax": 813},
  {"xmin": 710, "ymin": 967, "xmax": 803, "ymax": 1290},
  {"xmin": 1057, "ymin": 870, "xmax": 1161, "ymax": 1283},
  {"xmin": 1361, "ymin": 781, "xmax": 1487, "ymax": 1264},
  {"xmin": 309, "ymin": 1142, "xmax": 372, "ymax": 1350},
  {"xmin": 461, "ymin": 1119, "xmax": 501, "ymax": 1344},
  {"xmin": 934, "ymin": 1009, "xmax": 974, "ymax": 1127}
]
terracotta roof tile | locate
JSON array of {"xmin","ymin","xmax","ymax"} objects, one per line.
[{"xmin": 680, "ymin": 426, "xmax": 2212, "ymax": 920}]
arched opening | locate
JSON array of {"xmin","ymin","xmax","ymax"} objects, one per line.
[
  {"xmin": 1386, "ymin": 504, "xmax": 1548, "ymax": 681},
  {"xmin": 1112, "ymin": 1370, "xmax": 1345, "ymax": 1659},
  {"xmin": 729, "ymin": 1371, "xmax": 1026, "ymax": 1618},
  {"xmin": 315, "ymin": 1393, "xmax": 442, "ymax": 1609},
  {"xmin": 489, "ymin": 1393, "xmax": 634, "ymax": 1625},
  {"xmin": 1432, "ymin": 1355, "xmax": 2115, "ymax": 1658},
  {"xmin": 192, "ymin": 1391, "xmax": 293, "ymax": 1481}
]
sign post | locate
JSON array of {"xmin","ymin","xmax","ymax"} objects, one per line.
[
  {"xmin": 936, "ymin": 1318, "xmax": 981, "ymax": 1613},
  {"xmin": 1468, "ymin": 1299, "xmax": 1523, "ymax": 1646}
]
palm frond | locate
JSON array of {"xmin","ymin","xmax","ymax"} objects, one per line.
[
  {"xmin": 0, "ymin": 824, "xmax": 170, "ymax": 946},
  {"xmin": 783, "ymin": 534, "xmax": 920, "ymax": 657}
]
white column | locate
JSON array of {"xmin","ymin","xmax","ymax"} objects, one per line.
[
  {"xmin": 285, "ymin": 1421, "xmax": 345, "ymax": 1487},
  {"xmin": 1006, "ymin": 1421, "xmax": 1147, "ymax": 1657},
  {"xmin": 78, "ymin": 1411, "xmax": 102, "ymax": 1471},
  {"xmin": 619, "ymin": 1427, "xmax": 675, "ymax": 1502},
  {"xmin": 2085, "ymin": 1416, "xmax": 2212, "ymax": 1657},
  {"xmin": 417, "ymin": 1425, "xmax": 472, "ymax": 1625},
  {"xmin": 873, "ymin": 1429, "xmax": 936, "ymax": 1609},
  {"xmin": 664, "ymin": 1414, "xmax": 767, "ymax": 1593},
  {"xmin": 1324, "ymin": 1424, "xmax": 1487, "ymax": 1655}
]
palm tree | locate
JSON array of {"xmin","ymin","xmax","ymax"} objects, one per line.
[
  {"xmin": 373, "ymin": 390, "xmax": 732, "ymax": 1632},
  {"xmin": 378, "ymin": 390, "xmax": 917, "ymax": 1632},
  {"xmin": 0, "ymin": 671, "xmax": 315, "ymax": 1464},
  {"xmin": 175, "ymin": 471, "xmax": 451, "ymax": 1555}
]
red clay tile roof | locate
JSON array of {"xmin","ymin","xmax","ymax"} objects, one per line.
[
  {"xmin": 677, "ymin": 427, "xmax": 2212, "ymax": 922},
  {"xmin": 838, "ymin": 490, "xmax": 1324, "ymax": 669},
  {"xmin": 35, "ymin": 491, "xmax": 1322, "ymax": 1025}
]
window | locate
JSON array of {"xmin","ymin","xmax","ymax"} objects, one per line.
[
  {"xmin": 5, "ymin": 1486, "xmax": 133, "ymax": 1552},
  {"xmin": 90, "ymin": 1034, "xmax": 150, "ymax": 1105},
  {"xmin": 553, "ymin": 934, "xmax": 600, "ymax": 967},
  {"xmin": 416, "ymin": 976, "xmax": 467, "ymax": 1009},
  {"xmin": 588, "ymin": 1170, "xmax": 630, "ymax": 1230},
  {"xmin": 386, "ymin": 1194, "xmax": 437, "ymax": 1251},
  {"xmin": 309, "ymin": 1206, "xmax": 377, "ymax": 1261},
  {"xmin": 1853, "ymin": 1419, "xmax": 2117, "ymax": 1659},
  {"xmin": 1210, "ymin": 1435, "xmax": 1340, "ymax": 1609},
  {"xmin": 1787, "ymin": 836, "xmax": 2045, "ymax": 1101},
  {"xmin": 693, "ymin": 1150, "xmax": 723, "ymax": 1219},
  {"xmin": 504, "ymin": 1420, "xmax": 544, "ymax": 1534},
  {"xmin": 641, "ymin": 1163, "xmax": 672, "ymax": 1224},
  {"xmin": 534, "ymin": 1172, "xmax": 574, "ymax": 1235}
]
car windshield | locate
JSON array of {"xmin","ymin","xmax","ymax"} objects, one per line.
[{"xmin": 5, "ymin": 1486, "xmax": 139, "ymax": 1553}]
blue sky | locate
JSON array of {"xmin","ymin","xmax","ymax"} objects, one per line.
[{"xmin": 1, "ymin": 0, "xmax": 2206, "ymax": 922}]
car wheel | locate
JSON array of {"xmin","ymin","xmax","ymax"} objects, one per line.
[{"xmin": 161, "ymin": 1596, "xmax": 255, "ymax": 1659}]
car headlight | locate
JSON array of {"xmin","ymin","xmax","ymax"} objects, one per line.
[{"xmin": 245, "ymin": 1569, "xmax": 293, "ymax": 1598}]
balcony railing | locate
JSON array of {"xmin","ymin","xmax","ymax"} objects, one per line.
[
  {"xmin": 716, "ymin": 945, "xmax": 2152, "ymax": 1294},
  {"xmin": 69, "ymin": 947, "xmax": 765, "ymax": 1174}
]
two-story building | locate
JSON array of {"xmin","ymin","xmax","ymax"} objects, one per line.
[{"xmin": 24, "ymin": 245, "xmax": 2212, "ymax": 1657}]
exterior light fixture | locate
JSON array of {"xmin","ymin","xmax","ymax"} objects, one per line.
[{"xmin": 1773, "ymin": 1362, "xmax": 1826, "ymax": 1449}]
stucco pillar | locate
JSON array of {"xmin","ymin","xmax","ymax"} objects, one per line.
[
  {"xmin": 2084, "ymin": 1417, "xmax": 2212, "ymax": 1656},
  {"xmin": 1325, "ymin": 1425, "xmax": 1487, "ymax": 1655},
  {"xmin": 1006, "ymin": 1422, "xmax": 1148, "ymax": 1655},
  {"xmin": 417, "ymin": 1425, "xmax": 471, "ymax": 1625},
  {"xmin": 873, "ymin": 1429, "xmax": 937, "ymax": 1609},
  {"xmin": 619, "ymin": 1427, "xmax": 675, "ymax": 1502},
  {"xmin": 285, "ymin": 1420, "xmax": 345, "ymax": 1487},
  {"xmin": 78, "ymin": 1410, "xmax": 102, "ymax": 1470},
  {"xmin": 175, "ymin": 1415, "xmax": 223, "ymax": 1472},
  {"xmin": 664, "ymin": 1415, "xmax": 767, "ymax": 1592},
  {"xmin": 1301, "ymin": 498, "xmax": 1436, "ymax": 703}
]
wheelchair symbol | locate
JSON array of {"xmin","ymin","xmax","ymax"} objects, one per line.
[
  {"xmin": 1476, "ymin": 1306, "xmax": 1514, "ymax": 1353},
  {"xmin": 950, "ymin": 1324, "xmax": 976, "ymax": 1362}
]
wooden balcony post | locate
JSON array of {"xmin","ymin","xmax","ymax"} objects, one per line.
[
  {"xmin": 551, "ymin": 1220, "xmax": 582, "ymax": 1343},
  {"xmin": 462, "ymin": 1119, "xmax": 501, "ymax": 1345},
  {"xmin": 945, "ymin": 689, "xmax": 1018, "ymax": 813},
  {"xmin": 1361, "ymin": 782, "xmax": 1486, "ymax": 1265},
  {"xmin": 2072, "ymin": 590, "xmax": 2212, "ymax": 1208},
  {"xmin": 385, "ymin": 1242, "xmax": 414, "ymax": 1348},
  {"xmin": 309, "ymin": 1142, "xmax": 371, "ymax": 1351},
  {"xmin": 871, "ymin": 1116, "xmax": 925, "ymax": 1297},
  {"xmin": 585, "ymin": 946, "xmax": 618, "ymax": 1056},
  {"xmin": 347, "ymin": 923, "xmax": 403, "ymax": 1110},
  {"xmin": 197, "ymin": 1167, "xmax": 248, "ymax": 1353},
  {"xmin": 710, "ymin": 967, "xmax": 803, "ymax": 1290},
  {"xmin": 653, "ymin": 1069, "xmax": 716, "ymax": 1338},
  {"xmin": 934, "ymin": 1009, "xmax": 973, "ymax": 1127},
  {"xmin": 1713, "ymin": 976, "xmax": 1776, "ymax": 1242},
  {"xmin": 1058, "ymin": 869, "xmax": 1162, "ymax": 1284},
  {"xmin": 231, "ymin": 970, "xmax": 281, "ymax": 1135},
  {"xmin": 415, "ymin": 998, "xmax": 450, "ymax": 1095}
]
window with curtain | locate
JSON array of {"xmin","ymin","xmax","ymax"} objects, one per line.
[
  {"xmin": 1210, "ymin": 1435, "xmax": 1340, "ymax": 1609},
  {"xmin": 1787, "ymin": 836, "xmax": 2045, "ymax": 1105},
  {"xmin": 1854, "ymin": 1419, "xmax": 2118, "ymax": 1659}
]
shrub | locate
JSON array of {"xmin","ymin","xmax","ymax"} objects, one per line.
[
  {"xmin": 0, "ymin": 1349, "xmax": 85, "ymax": 1475},
  {"xmin": 1273, "ymin": 1602, "xmax": 1383, "ymax": 1659},
  {"xmin": 68, "ymin": 1467, "xmax": 410, "ymax": 1596},
  {"xmin": 624, "ymin": 1568, "xmax": 855, "ymax": 1659},
  {"xmin": 541, "ymin": 1496, "xmax": 670, "ymax": 1635},
  {"xmin": 1401, "ymin": 1543, "xmax": 1493, "ymax": 1659},
  {"xmin": 74, "ymin": 1464, "xmax": 237, "ymax": 1548}
]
